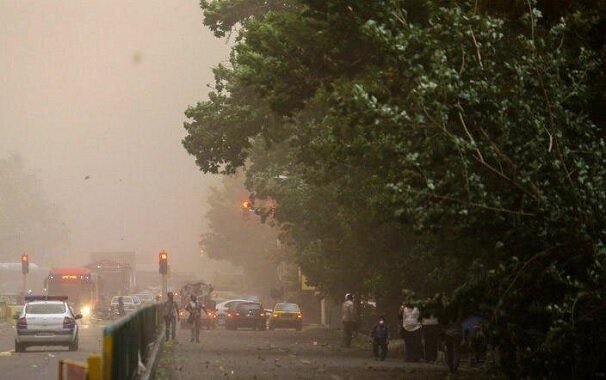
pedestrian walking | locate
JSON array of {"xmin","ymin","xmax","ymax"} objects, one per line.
[
  {"xmin": 370, "ymin": 316, "xmax": 389, "ymax": 361},
  {"xmin": 185, "ymin": 294, "xmax": 207, "ymax": 342},
  {"xmin": 117, "ymin": 296, "xmax": 126, "ymax": 317},
  {"xmin": 422, "ymin": 314, "xmax": 440, "ymax": 362},
  {"xmin": 399, "ymin": 301, "xmax": 423, "ymax": 362},
  {"xmin": 163, "ymin": 292, "xmax": 179, "ymax": 342},
  {"xmin": 341, "ymin": 293, "xmax": 356, "ymax": 348}
]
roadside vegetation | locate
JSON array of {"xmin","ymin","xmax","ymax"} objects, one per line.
[{"xmin": 182, "ymin": 1, "xmax": 606, "ymax": 378}]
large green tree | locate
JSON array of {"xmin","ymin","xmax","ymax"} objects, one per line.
[{"xmin": 183, "ymin": 0, "xmax": 606, "ymax": 377}]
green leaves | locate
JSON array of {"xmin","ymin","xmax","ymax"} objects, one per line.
[{"xmin": 184, "ymin": 0, "xmax": 606, "ymax": 377}]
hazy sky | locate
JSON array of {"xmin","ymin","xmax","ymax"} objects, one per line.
[{"xmin": 0, "ymin": 1, "xmax": 229, "ymax": 269}]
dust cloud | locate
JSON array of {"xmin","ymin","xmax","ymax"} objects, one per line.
[{"xmin": 0, "ymin": 1, "xmax": 229, "ymax": 275}]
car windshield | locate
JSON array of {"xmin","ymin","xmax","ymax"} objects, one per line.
[
  {"xmin": 238, "ymin": 303, "xmax": 261, "ymax": 312},
  {"xmin": 275, "ymin": 303, "xmax": 300, "ymax": 312},
  {"xmin": 26, "ymin": 303, "xmax": 66, "ymax": 314}
]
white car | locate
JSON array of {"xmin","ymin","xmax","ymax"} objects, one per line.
[
  {"xmin": 130, "ymin": 295, "xmax": 142, "ymax": 309},
  {"xmin": 14, "ymin": 296, "xmax": 82, "ymax": 352},
  {"xmin": 135, "ymin": 293, "xmax": 155, "ymax": 305},
  {"xmin": 110, "ymin": 296, "xmax": 138, "ymax": 316}
]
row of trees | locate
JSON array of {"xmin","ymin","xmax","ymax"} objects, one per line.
[
  {"xmin": 183, "ymin": 1, "xmax": 606, "ymax": 378},
  {"xmin": 0, "ymin": 156, "xmax": 69, "ymax": 264}
]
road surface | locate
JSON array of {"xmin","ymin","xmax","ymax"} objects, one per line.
[
  {"xmin": 0, "ymin": 319, "xmax": 105, "ymax": 379},
  {"xmin": 155, "ymin": 324, "xmax": 452, "ymax": 380}
]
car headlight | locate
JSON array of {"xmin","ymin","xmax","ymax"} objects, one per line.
[{"xmin": 81, "ymin": 305, "xmax": 92, "ymax": 317}]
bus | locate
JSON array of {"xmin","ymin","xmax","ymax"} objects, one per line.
[{"xmin": 45, "ymin": 267, "xmax": 98, "ymax": 318}]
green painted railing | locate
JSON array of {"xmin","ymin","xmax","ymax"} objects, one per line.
[
  {"xmin": 102, "ymin": 304, "xmax": 162, "ymax": 380},
  {"xmin": 0, "ymin": 301, "xmax": 8, "ymax": 321}
]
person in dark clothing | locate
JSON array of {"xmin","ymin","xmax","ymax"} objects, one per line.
[
  {"xmin": 422, "ymin": 314, "xmax": 440, "ymax": 362},
  {"xmin": 163, "ymin": 292, "xmax": 180, "ymax": 342},
  {"xmin": 370, "ymin": 316, "xmax": 389, "ymax": 361}
]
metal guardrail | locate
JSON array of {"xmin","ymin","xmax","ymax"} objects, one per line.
[
  {"xmin": 0, "ymin": 301, "xmax": 7, "ymax": 321},
  {"xmin": 56, "ymin": 304, "xmax": 162, "ymax": 380},
  {"xmin": 102, "ymin": 304, "xmax": 161, "ymax": 380}
]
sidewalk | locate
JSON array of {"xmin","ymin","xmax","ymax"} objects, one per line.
[{"xmin": 154, "ymin": 326, "xmax": 453, "ymax": 380}]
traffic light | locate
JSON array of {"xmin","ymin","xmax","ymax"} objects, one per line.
[
  {"xmin": 159, "ymin": 251, "xmax": 168, "ymax": 274},
  {"xmin": 21, "ymin": 254, "xmax": 29, "ymax": 274}
]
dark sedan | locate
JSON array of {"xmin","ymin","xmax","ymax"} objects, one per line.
[{"xmin": 225, "ymin": 302, "xmax": 267, "ymax": 331}]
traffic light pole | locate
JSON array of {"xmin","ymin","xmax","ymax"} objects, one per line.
[
  {"xmin": 21, "ymin": 254, "xmax": 29, "ymax": 302},
  {"xmin": 159, "ymin": 250, "xmax": 169, "ymax": 300},
  {"xmin": 22, "ymin": 273, "xmax": 27, "ymax": 301}
]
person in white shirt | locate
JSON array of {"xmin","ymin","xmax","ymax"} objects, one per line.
[
  {"xmin": 399, "ymin": 300, "xmax": 423, "ymax": 362},
  {"xmin": 341, "ymin": 293, "xmax": 356, "ymax": 347}
]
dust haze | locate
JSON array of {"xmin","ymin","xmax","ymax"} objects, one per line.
[{"xmin": 0, "ymin": 1, "xmax": 229, "ymax": 275}]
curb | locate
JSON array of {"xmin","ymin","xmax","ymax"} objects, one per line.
[{"xmin": 139, "ymin": 328, "xmax": 165, "ymax": 380}]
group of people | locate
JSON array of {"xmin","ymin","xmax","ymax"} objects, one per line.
[
  {"xmin": 340, "ymin": 294, "xmax": 444, "ymax": 363},
  {"xmin": 162, "ymin": 292, "xmax": 207, "ymax": 343}
]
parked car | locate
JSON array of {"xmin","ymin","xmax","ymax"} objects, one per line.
[
  {"xmin": 14, "ymin": 296, "xmax": 82, "ymax": 352},
  {"xmin": 225, "ymin": 302, "xmax": 267, "ymax": 331},
  {"xmin": 269, "ymin": 303, "xmax": 303, "ymax": 331}
]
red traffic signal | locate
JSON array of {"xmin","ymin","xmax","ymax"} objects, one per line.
[
  {"xmin": 159, "ymin": 251, "xmax": 168, "ymax": 274},
  {"xmin": 21, "ymin": 254, "xmax": 29, "ymax": 274}
]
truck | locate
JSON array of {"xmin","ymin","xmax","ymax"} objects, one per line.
[{"xmin": 85, "ymin": 252, "xmax": 136, "ymax": 304}]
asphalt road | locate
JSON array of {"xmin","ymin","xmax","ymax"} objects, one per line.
[
  {"xmin": 155, "ymin": 324, "xmax": 451, "ymax": 380},
  {"xmin": 0, "ymin": 318, "xmax": 105, "ymax": 379}
]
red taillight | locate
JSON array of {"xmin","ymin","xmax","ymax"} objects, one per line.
[
  {"xmin": 63, "ymin": 316, "xmax": 75, "ymax": 328},
  {"xmin": 16, "ymin": 317, "xmax": 27, "ymax": 329},
  {"xmin": 227, "ymin": 313, "xmax": 232, "ymax": 318},
  {"xmin": 235, "ymin": 312, "xmax": 240, "ymax": 317}
]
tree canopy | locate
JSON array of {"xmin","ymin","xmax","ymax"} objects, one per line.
[{"xmin": 183, "ymin": 1, "xmax": 606, "ymax": 377}]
